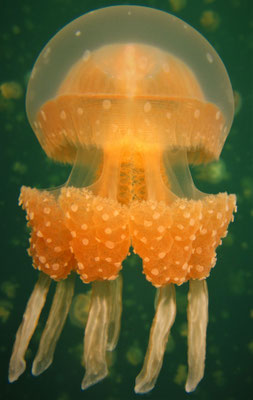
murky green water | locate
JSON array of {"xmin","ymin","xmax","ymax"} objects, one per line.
[{"xmin": 1, "ymin": 1, "xmax": 252, "ymax": 399}]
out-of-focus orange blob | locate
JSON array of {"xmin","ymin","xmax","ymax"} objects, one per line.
[{"xmin": 0, "ymin": 81, "xmax": 23, "ymax": 99}]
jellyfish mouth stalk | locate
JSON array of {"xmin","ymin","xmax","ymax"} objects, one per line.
[
  {"xmin": 134, "ymin": 279, "xmax": 208, "ymax": 394},
  {"xmin": 134, "ymin": 283, "xmax": 176, "ymax": 394},
  {"xmin": 185, "ymin": 279, "xmax": 208, "ymax": 392},
  {"xmin": 162, "ymin": 148, "xmax": 205, "ymax": 201},
  {"xmin": 65, "ymin": 146, "xmax": 103, "ymax": 189},
  {"xmin": 37, "ymin": 145, "xmax": 203, "ymax": 207},
  {"xmin": 81, "ymin": 276, "xmax": 122, "ymax": 390},
  {"xmin": 66, "ymin": 144, "xmax": 202, "ymax": 206},
  {"xmin": 8, "ymin": 272, "xmax": 122, "ymax": 389},
  {"xmin": 9, "ymin": 272, "xmax": 75, "ymax": 383},
  {"xmin": 9, "ymin": 273, "xmax": 51, "ymax": 383},
  {"xmin": 32, "ymin": 274, "xmax": 75, "ymax": 376}
]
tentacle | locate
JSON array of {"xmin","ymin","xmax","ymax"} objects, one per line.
[
  {"xmin": 185, "ymin": 279, "xmax": 208, "ymax": 392},
  {"xmin": 81, "ymin": 277, "xmax": 122, "ymax": 389},
  {"xmin": 9, "ymin": 273, "xmax": 51, "ymax": 382},
  {"xmin": 135, "ymin": 283, "xmax": 176, "ymax": 393},
  {"xmin": 107, "ymin": 275, "xmax": 122, "ymax": 351},
  {"xmin": 32, "ymin": 274, "xmax": 75, "ymax": 375}
]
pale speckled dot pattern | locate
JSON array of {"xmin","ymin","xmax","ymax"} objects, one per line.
[
  {"xmin": 186, "ymin": 193, "xmax": 236, "ymax": 280},
  {"xmin": 19, "ymin": 187, "xmax": 75, "ymax": 280},
  {"xmin": 19, "ymin": 186, "xmax": 236, "ymax": 286},
  {"xmin": 58, "ymin": 187, "xmax": 130, "ymax": 283},
  {"xmin": 130, "ymin": 193, "xmax": 236, "ymax": 287}
]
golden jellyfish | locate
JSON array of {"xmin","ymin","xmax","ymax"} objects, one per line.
[{"xmin": 9, "ymin": 6, "xmax": 236, "ymax": 393}]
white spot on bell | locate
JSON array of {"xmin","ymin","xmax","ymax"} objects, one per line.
[
  {"xmin": 78, "ymin": 262, "xmax": 84, "ymax": 270},
  {"xmin": 157, "ymin": 225, "xmax": 165, "ymax": 233},
  {"xmin": 105, "ymin": 241, "xmax": 115, "ymax": 249},
  {"xmin": 71, "ymin": 204, "xmax": 78, "ymax": 212},
  {"xmin": 103, "ymin": 99, "xmax": 111, "ymax": 110},
  {"xmin": 153, "ymin": 212, "xmax": 160, "ymax": 220},
  {"xmin": 41, "ymin": 110, "xmax": 47, "ymax": 121},
  {"xmin": 206, "ymin": 53, "xmax": 213, "ymax": 63},
  {"xmin": 151, "ymin": 268, "xmax": 159, "ymax": 276},
  {"xmin": 158, "ymin": 252, "xmax": 166, "ymax": 259},
  {"xmin": 83, "ymin": 50, "xmax": 91, "ymax": 61},
  {"xmin": 144, "ymin": 220, "xmax": 152, "ymax": 227},
  {"xmin": 54, "ymin": 246, "xmax": 62, "ymax": 252},
  {"xmin": 194, "ymin": 109, "xmax": 200, "ymax": 119},
  {"xmin": 162, "ymin": 62, "xmax": 170, "ymax": 72},
  {"xmin": 77, "ymin": 107, "xmax": 83, "ymax": 115},
  {"xmin": 144, "ymin": 102, "xmax": 151, "ymax": 113},
  {"xmin": 102, "ymin": 213, "xmax": 109, "ymax": 221},
  {"xmin": 60, "ymin": 110, "xmax": 66, "ymax": 120}
]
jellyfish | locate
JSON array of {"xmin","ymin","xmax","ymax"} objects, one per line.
[{"xmin": 9, "ymin": 5, "xmax": 236, "ymax": 393}]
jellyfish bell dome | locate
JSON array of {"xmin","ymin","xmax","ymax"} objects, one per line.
[{"xmin": 26, "ymin": 5, "xmax": 234, "ymax": 164}]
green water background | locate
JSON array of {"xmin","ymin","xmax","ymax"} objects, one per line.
[{"xmin": 0, "ymin": 0, "xmax": 252, "ymax": 399}]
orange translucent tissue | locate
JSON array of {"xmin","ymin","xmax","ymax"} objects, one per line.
[{"xmin": 9, "ymin": 6, "xmax": 236, "ymax": 394}]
